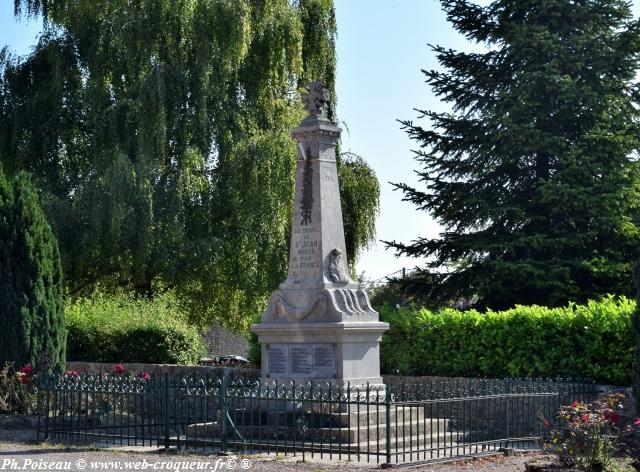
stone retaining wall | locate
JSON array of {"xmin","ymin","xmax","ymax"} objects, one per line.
[{"xmin": 66, "ymin": 362, "xmax": 260, "ymax": 380}]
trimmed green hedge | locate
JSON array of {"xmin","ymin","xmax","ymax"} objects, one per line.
[
  {"xmin": 380, "ymin": 296, "xmax": 634, "ymax": 386},
  {"xmin": 65, "ymin": 293, "xmax": 205, "ymax": 365}
]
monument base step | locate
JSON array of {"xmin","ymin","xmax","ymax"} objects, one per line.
[
  {"xmin": 178, "ymin": 430, "xmax": 473, "ymax": 453},
  {"xmin": 216, "ymin": 405, "xmax": 439, "ymax": 427},
  {"xmin": 185, "ymin": 412, "xmax": 450, "ymax": 444}
]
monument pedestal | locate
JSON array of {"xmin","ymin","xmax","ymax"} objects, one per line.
[{"xmin": 251, "ymin": 321, "xmax": 388, "ymax": 386}]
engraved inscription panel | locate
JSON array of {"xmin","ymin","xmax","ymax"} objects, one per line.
[
  {"xmin": 290, "ymin": 226, "xmax": 321, "ymax": 273},
  {"xmin": 267, "ymin": 344, "xmax": 288, "ymax": 376},
  {"xmin": 267, "ymin": 343, "xmax": 337, "ymax": 379},
  {"xmin": 290, "ymin": 345, "xmax": 313, "ymax": 375},
  {"xmin": 313, "ymin": 344, "xmax": 335, "ymax": 369}
]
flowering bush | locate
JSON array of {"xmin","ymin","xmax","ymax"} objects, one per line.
[
  {"xmin": 544, "ymin": 393, "xmax": 635, "ymax": 471},
  {"xmin": 0, "ymin": 362, "xmax": 38, "ymax": 414}
]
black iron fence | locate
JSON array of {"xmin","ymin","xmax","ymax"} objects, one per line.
[{"xmin": 37, "ymin": 374, "xmax": 599, "ymax": 465}]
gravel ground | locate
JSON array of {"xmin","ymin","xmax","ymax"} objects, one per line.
[{"xmin": 0, "ymin": 431, "xmax": 545, "ymax": 472}]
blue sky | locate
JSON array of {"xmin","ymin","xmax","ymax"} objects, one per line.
[{"xmin": 2, "ymin": 1, "xmax": 640, "ymax": 281}]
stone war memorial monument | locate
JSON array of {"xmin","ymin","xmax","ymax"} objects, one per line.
[{"xmin": 251, "ymin": 82, "xmax": 388, "ymax": 387}]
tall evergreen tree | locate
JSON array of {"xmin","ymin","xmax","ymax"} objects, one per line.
[
  {"xmin": 0, "ymin": 167, "xmax": 65, "ymax": 370},
  {"xmin": 388, "ymin": 0, "xmax": 640, "ymax": 309},
  {"xmin": 1, "ymin": 0, "xmax": 379, "ymax": 330}
]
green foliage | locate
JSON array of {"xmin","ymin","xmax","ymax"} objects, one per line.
[
  {"xmin": 0, "ymin": 168, "xmax": 65, "ymax": 371},
  {"xmin": 388, "ymin": 0, "xmax": 640, "ymax": 309},
  {"xmin": 2, "ymin": 0, "xmax": 379, "ymax": 331},
  {"xmin": 380, "ymin": 296, "xmax": 635, "ymax": 385},
  {"xmin": 298, "ymin": 0, "xmax": 337, "ymax": 121},
  {"xmin": 338, "ymin": 153, "xmax": 380, "ymax": 268},
  {"xmin": 65, "ymin": 293, "xmax": 205, "ymax": 365},
  {"xmin": 368, "ymin": 272, "xmax": 445, "ymax": 311}
]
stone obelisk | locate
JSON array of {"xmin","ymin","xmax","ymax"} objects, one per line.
[{"xmin": 251, "ymin": 83, "xmax": 388, "ymax": 387}]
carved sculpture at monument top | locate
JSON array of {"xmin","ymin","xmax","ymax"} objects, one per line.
[
  {"xmin": 251, "ymin": 83, "xmax": 388, "ymax": 387},
  {"xmin": 301, "ymin": 81, "xmax": 331, "ymax": 117}
]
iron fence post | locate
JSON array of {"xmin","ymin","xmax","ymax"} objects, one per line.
[
  {"xmin": 385, "ymin": 385, "xmax": 392, "ymax": 465},
  {"xmin": 504, "ymin": 378, "xmax": 510, "ymax": 448},
  {"xmin": 42, "ymin": 375, "xmax": 50, "ymax": 440},
  {"xmin": 164, "ymin": 373, "xmax": 170, "ymax": 450},
  {"xmin": 221, "ymin": 374, "xmax": 228, "ymax": 454}
]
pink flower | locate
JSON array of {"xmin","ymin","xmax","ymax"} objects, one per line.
[
  {"xmin": 141, "ymin": 372, "xmax": 151, "ymax": 381},
  {"xmin": 580, "ymin": 414, "xmax": 590, "ymax": 423},
  {"xmin": 114, "ymin": 364, "xmax": 125, "ymax": 375},
  {"xmin": 18, "ymin": 373, "xmax": 30, "ymax": 385},
  {"xmin": 64, "ymin": 370, "xmax": 80, "ymax": 376},
  {"xmin": 20, "ymin": 364, "xmax": 34, "ymax": 375},
  {"xmin": 634, "ymin": 418, "xmax": 640, "ymax": 427}
]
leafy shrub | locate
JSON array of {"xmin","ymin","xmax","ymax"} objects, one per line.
[
  {"xmin": 544, "ymin": 394, "xmax": 630, "ymax": 471},
  {"xmin": 65, "ymin": 293, "xmax": 205, "ymax": 365},
  {"xmin": 380, "ymin": 296, "xmax": 634, "ymax": 385}
]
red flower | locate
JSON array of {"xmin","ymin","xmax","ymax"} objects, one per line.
[
  {"xmin": 571, "ymin": 401, "xmax": 580, "ymax": 408},
  {"xmin": 18, "ymin": 373, "xmax": 30, "ymax": 385},
  {"xmin": 141, "ymin": 372, "xmax": 151, "ymax": 381},
  {"xmin": 542, "ymin": 418, "xmax": 551, "ymax": 428},
  {"xmin": 64, "ymin": 370, "xmax": 80, "ymax": 376},
  {"xmin": 603, "ymin": 411, "xmax": 620, "ymax": 425},
  {"xmin": 20, "ymin": 364, "xmax": 34, "ymax": 375},
  {"xmin": 634, "ymin": 418, "xmax": 640, "ymax": 427},
  {"xmin": 580, "ymin": 414, "xmax": 590, "ymax": 423},
  {"xmin": 113, "ymin": 364, "xmax": 125, "ymax": 374}
]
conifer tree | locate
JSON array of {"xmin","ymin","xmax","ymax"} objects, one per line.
[
  {"xmin": 0, "ymin": 167, "xmax": 65, "ymax": 370},
  {"xmin": 388, "ymin": 0, "xmax": 640, "ymax": 309}
]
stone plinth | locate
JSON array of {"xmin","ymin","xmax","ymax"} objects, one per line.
[
  {"xmin": 250, "ymin": 82, "xmax": 388, "ymax": 387},
  {"xmin": 253, "ymin": 322, "xmax": 388, "ymax": 386}
]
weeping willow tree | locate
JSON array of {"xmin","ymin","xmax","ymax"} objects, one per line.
[{"xmin": 1, "ymin": 0, "xmax": 379, "ymax": 330}]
